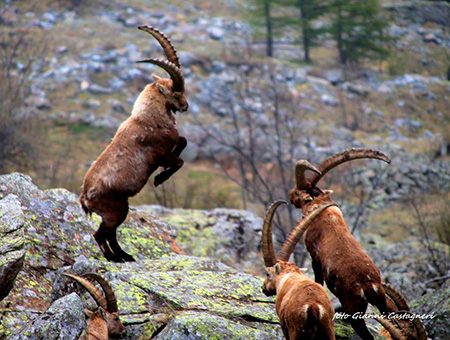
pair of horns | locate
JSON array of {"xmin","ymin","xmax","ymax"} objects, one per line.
[
  {"xmin": 370, "ymin": 314, "xmax": 407, "ymax": 340},
  {"xmin": 63, "ymin": 272, "xmax": 118, "ymax": 313},
  {"xmin": 262, "ymin": 200, "xmax": 336, "ymax": 267},
  {"xmin": 382, "ymin": 283, "xmax": 428, "ymax": 340},
  {"xmin": 137, "ymin": 25, "xmax": 185, "ymax": 92},
  {"xmin": 295, "ymin": 148, "xmax": 391, "ymax": 190}
]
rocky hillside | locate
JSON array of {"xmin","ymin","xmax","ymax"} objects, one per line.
[
  {"xmin": 1, "ymin": 0, "xmax": 449, "ymax": 339},
  {"xmin": 1, "ymin": 0, "xmax": 449, "ymax": 201}
]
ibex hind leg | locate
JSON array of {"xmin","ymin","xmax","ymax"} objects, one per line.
[
  {"xmin": 349, "ymin": 318, "xmax": 375, "ymax": 340},
  {"xmin": 108, "ymin": 228, "xmax": 135, "ymax": 262},
  {"xmin": 94, "ymin": 224, "xmax": 125, "ymax": 263},
  {"xmin": 343, "ymin": 300, "xmax": 374, "ymax": 340},
  {"xmin": 364, "ymin": 282, "xmax": 388, "ymax": 314},
  {"xmin": 95, "ymin": 199, "xmax": 133, "ymax": 262}
]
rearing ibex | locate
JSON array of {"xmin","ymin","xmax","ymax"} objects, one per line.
[
  {"xmin": 289, "ymin": 147, "xmax": 391, "ymax": 340},
  {"xmin": 79, "ymin": 26, "xmax": 188, "ymax": 262}
]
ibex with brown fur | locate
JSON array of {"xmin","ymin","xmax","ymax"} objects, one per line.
[
  {"xmin": 261, "ymin": 200, "xmax": 336, "ymax": 340},
  {"xmin": 85, "ymin": 308, "xmax": 108, "ymax": 340},
  {"xmin": 63, "ymin": 273, "xmax": 125, "ymax": 339},
  {"xmin": 79, "ymin": 26, "xmax": 188, "ymax": 262},
  {"xmin": 288, "ymin": 147, "xmax": 391, "ymax": 340}
]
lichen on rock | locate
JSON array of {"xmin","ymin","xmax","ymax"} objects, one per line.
[{"xmin": 0, "ymin": 194, "xmax": 27, "ymax": 302}]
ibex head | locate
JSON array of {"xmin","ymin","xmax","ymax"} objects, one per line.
[
  {"xmin": 382, "ymin": 283, "xmax": 428, "ymax": 340},
  {"xmin": 63, "ymin": 272, "xmax": 125, "ymax": 338},
  {"xmin": 137, "ymin": 26, "xmax": 188, "ymax": 113},
  {"xmin": 290, "ymin": 147, "xmax": 391, "ymax": 210},
  {"xmin": 261, "ymin": 200, "xmax": 336, "ymax": 296}
]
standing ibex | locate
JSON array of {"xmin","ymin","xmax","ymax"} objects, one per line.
[
  {"xmin": 63, "ymin": 272, "xmax": 125, "ymax": 339},
  {"xmin": 381, "ymin": 283, "xmax": 428, "ymax": 340},
  {"xmin": 261, "ymin": 200, "xmax": 336, "ymax": 340},
  {"xmin": 79, "ymin": 26, "xmax": 188, "ymax": 262},
  {"xmin": 288, "ymin": 147, "xmax": 391, "ymax": 340}
]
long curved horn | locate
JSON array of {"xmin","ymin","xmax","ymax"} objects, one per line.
[
  {"xmin": 382, "ymin": 283, "xmax": 428, "ymax": 340},
  {"xmin": 262, "ymin": 200, "xmax": 287, "ymax": 267},
  {"xmin": 137, "ymin": 58, "xmax": 184, "ymax": 92},
  {"xmin": 63, "ymin": 273, "xmax": 107, "ymax": 310},
  {"xmin": 277, "ymin": 203, "xmax": 337, "ymax": 261},
  {"xmin": 372, "ymin": 315, "xmax": 407, "ymax": 340},
  {"xmin": 83, "ymin": 273, "xmax": 118, "ymax": 313},
  {"xmin": 295, "ymin": 160, "xmax": 321, "ymax": 190},
  {"xmin": 308, "ymin": 148, "xmax": 391, "ymax": 187},
  {"xmin": 382, "ymin": 283, "xmax": 410, "ymax": 311},
  {"xmin": 138, "ymin": 25, "xmax": 181, "ymax": 68}
]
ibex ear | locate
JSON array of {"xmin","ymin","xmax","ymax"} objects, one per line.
[
  {"xmin": 323, "ymin": 190, "xmax": 334, "ymax": 195},
  {"xmin": 85, "ymin": 308, "xmax": 93, "ymax": 318},
  {"xmin": 156, "ymin": 82, "xmax": 171, "ymax": 98},
  {"xmin": 275, "ymin": 263, "xmax": 281, "ymax": 274},
  {"xmin": 152, "ymin": 74, "xmax": 162, "ymax": 82},
  {"xmin": 98, "ymin": 307, "xmax": 107, "ymax": 319}
]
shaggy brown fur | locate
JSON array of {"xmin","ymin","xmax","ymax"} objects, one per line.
[
  {"xmin": 79, "ymin": 26, "xmax": 188, "ymax": 262},
  {"xmin": 264, "ymin": 261, "xmax": 335, "ymax": 340},
  {"xmin": 86, "ymin": 308, "xmax": 108, "ymax": 340},
  {"xmin": 290, "ymin": 190, "xmax": 388, "ymax": 340}
]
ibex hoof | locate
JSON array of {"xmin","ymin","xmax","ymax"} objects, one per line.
[{"xmin": 154, "ymin": 173, "xmax": 166, "ymax": 187}]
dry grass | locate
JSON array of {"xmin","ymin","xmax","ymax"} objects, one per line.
[{"xmin": 369, "ymin": 193, "xmax": 450, "ymax": 244}]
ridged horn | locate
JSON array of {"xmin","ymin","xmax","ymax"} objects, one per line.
[
  {"xmin": 372, "ymin": 315, "xmax": 407, "ymax": 340},
  {"xmin": 295, "ymin": 160, "xmax": 321, "ymax": 190},
  {"xmin": 277, "ymin": 203, "xmax": 337, "ymax": 261},
  {"xmin": 262, "ymin": 200, "xmax": 287, "ymax": 267},
  {"xmin": 412, "ymin": 316, "xmax": 428, "ymax": 340},
  {"xmin": 137, "ymin": 58, "xmax": 184, "ymax": 92},
  {"xmin": 382, "ymin": 283, "xmax": 410, "ymax": 311},
  {"xmin": 308, "ymin": 148, "xmax": 391, "ymax": 187},
  {"xmin": 63, "ymin": 273, "xmax": 107, "ymax": 310},
  {"xmin": 382, "ymin": 283, "xmax": 428, "ymax": 340},
  {"xmin": 83, "ymin": 273, "xmax": 118, "ymax": 313},
  {"xmin": 138, "ymin": 25, "xmax": 181, "ymax": 68}
]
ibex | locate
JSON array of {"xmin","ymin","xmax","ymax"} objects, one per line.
[
  {"xmin": 79, "ymin": 26, "xmax": 188, "ymax": 262},
  {"xmin": 63, "ymin": 272, "xmax": 125, "ymax": 339},
  {"xmin": 381, "ymin": 283, "xmax": 428, "ymax": 340},
  {"xmin": 261, "ymin": 200, "xmax": 336, "ymax": 340},
  {"xmin": 85, "ymin": 308, "xmax": 108, "ymax": 340},
  {"xmin": 288, "ymin": 147, "xmax": 391, "ymax": 340}
]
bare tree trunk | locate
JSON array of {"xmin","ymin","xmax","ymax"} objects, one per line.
[
  {"xmin": 264, "ymin": 2, "xmax": 274, "ymax": 57},
  {"xmin": 298, "ymin": 0, "xmax": 311, "ymax": 63}
]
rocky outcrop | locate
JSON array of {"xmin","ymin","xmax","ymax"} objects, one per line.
[
  {"xmin": 0, "ymin": 194, "xmax": 27, "ymax": 302},
  {"xmin": 1, "ymin": 172, "xmax": 447, "ymax": 339},
  {"xmin": 0, "ymin": 173, "xmax": 286, "ymax": 339},
  {"xmin": 0, "ymin": 173, "xmax": 179, "ymax": 336},
  {"xmin": 49, "ymin": 256, "xmax": 282, "ymax": 340},
  {"xmin": 7, "ymin": 293, "xmax": 87, "ymax": 340},
  {"xmin": 136, "ymin": 205, "xmax": 264, "ymax": 273}
]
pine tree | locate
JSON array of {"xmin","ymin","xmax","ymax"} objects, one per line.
[
  {"xmin": 329, "ymin": 0, "xmax": 390, "ymax": 65},
  {"xmin": 246, "ymin": 0, "xmax": 280, "ymax": 57},
  {"xmin": 282, "ymin": 0, "xmax": 330, "ymax": 63}
]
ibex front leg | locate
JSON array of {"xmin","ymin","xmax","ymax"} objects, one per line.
[{"xmin": 154, "ymin": 137, "xmax": 187, "ymax": 187}]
